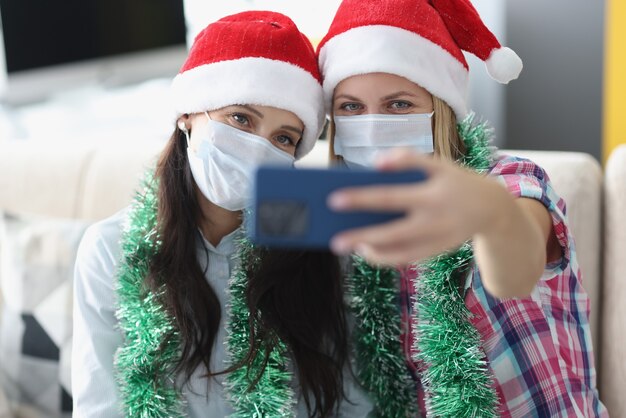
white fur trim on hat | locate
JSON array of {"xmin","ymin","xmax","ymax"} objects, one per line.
[
  {"xmin": 171, "ymin": 57, "xmax": 324, "ymax": 159},
  {"xmin": 319, "ymin": 25, "xmax": 469, "ymax": 119},
  {"xmin": 485, "ymin": 47, "xmax": 523, "ymax": 84}
]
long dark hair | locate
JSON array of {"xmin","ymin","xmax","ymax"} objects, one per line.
[{"xmin": 147, "ymin": 126, "xmax": 349, "ymax": 416}]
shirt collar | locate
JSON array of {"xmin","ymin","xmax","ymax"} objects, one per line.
[{"xmin": 197, "ymin": 227, "xmax": 242, "ymax": 256}]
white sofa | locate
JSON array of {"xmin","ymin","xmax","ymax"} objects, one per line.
[{"xmin": 0, "ymin": 139, "xmax": 622, "ymax": 416}]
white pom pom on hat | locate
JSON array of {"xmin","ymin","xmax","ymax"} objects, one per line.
[{"xmin": 486, "ymin": 47, "xmax": 523, "ymax": 84}]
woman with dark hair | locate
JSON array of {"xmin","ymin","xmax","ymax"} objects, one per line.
[{"xmin": 72, "ymin": 11, "xmax": 372, "ymax": 417}]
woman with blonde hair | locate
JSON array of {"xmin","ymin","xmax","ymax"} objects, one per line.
[{"xmin": 317, "ymin": 0, "xmax": 608, "ymax": 416}]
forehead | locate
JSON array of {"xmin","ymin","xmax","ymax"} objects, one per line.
[{"xmin": 334, "ymin": 72, "xmax": 430, "ymax": 99}]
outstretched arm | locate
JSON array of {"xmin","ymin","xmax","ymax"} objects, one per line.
[{"xmin": 327, "ymin": 149, "xmax": 561, "ymax": 298}]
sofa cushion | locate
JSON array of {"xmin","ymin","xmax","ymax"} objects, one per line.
[
  {"xmin": 0, "ymin": 212, "xmax": 89, "ymax": 417},
  {"xmin": 0, "ymin": 142, "xmax": 93, "ymax": 220},
  {"xmin": 0, "ymin": 140, "xmax": 163, "ymax": 222},
  {"xmin": 502, "ymin": 150, "xmax": 602, "ymax": 363}
]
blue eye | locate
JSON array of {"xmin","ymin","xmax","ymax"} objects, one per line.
[
  {"xmin": 340, "ymin": 102, "xmax": 363, "ymax": 112},
  {"xmin": 389, "ymin": 101, "xmax": 412, "ymax": 110},
  {"xmin": 275, "ymin": 135, "xmax": 295, "ymax": 146},
  {"xmin": 231, "ymin": 113, "xmax": 250, "ymax": 126}
]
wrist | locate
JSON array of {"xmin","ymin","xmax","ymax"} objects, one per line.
[{"xmin": 475, "ymin": 180, "xmax": 517, "ymax": 242}]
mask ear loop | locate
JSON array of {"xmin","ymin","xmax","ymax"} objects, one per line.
[{"xmin": 180, "ymin": 112, "xmax": 212, "ymax": 148}]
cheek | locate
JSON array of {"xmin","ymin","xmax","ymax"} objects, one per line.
[
  {"xmin": 189, "ymin": 115, "xmax": 209, "ymax": 131},
  {"xmin": 189, "ymin": 134, "xmax": 202, "ymax": 153}
]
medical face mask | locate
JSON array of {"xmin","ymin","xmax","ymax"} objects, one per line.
[
  {"xmin": 186, "ymin": 116, "xmax": 295, "ymax": 211},
  {"xmin": 333, "ymin": 112, "xmax": 434, "ymax": 169}
]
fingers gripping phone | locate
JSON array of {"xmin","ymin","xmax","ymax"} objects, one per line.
[{"xmin": 250, "ymin": 166, "xmax": 427, "ymax": 249}]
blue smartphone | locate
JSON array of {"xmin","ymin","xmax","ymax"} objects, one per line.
[{"xmin": 250, "ymin": 166, "xmax": 427, "ymax": 249}]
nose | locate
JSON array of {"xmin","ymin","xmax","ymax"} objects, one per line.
[{"xmin": 255, "ymin": 127, "xmax": 275, "ymax": 143}]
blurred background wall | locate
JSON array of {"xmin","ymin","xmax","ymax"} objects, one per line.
[{"xmin": 505, "ymin": 0, "xmax": 605, "ymax": 160}]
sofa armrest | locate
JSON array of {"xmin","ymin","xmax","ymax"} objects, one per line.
[{"xmin": 601, "ymin": 144, "xmax": 626, "ymax": 415}]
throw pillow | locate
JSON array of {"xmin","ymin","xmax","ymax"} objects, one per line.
[{"xmin": 0, "ymin": 212, "xmax": 89, "ymax": 418}]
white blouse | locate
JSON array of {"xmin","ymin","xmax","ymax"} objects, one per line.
[{"xmin": 72, "ymin": 210, "xmax": 373, "ymax": 417}]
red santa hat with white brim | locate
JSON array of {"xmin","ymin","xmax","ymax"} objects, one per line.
[
  {"xmin": 171, "ymin": 11, "xmax": 324, "ymax": 159},
  {"xmin": 317, "ymin": 0, "xmax": 523, "ymax": 119}
]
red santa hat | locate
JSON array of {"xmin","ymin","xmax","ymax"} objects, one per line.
[
  {"xmin": 171, "ymin": 11, "xmax": 324, "ymax": 158},
  {"xmin": 317, "ymin": 0, "xmax": 523, "ymax": 118}
]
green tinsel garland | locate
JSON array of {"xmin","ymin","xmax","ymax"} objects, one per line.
[
  {"xmin": 115, "ymin": 178, "xmax": 296, "ymax": 417},
  {"xmin": 413, "ymin": 115, "xmax": 498, "ymax": 417},
  {"xmin": 114, "ymin": 172, "xmax": 185, "ymax": 417},
  {"xmin": 348, "ymin": 257, "xmax": 420, "ymax": 417},
  {"xmin": 224, "ymin": 233, "xmax": 297, "ymax": 417}
]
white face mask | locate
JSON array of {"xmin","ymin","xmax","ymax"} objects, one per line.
[
  {"xmin": 186, "ymin": 116, "xmax": 295, "ymax": 211},
  {"xmin": 333, "ymin": 112, "xmax": 434, "ymax": 169}
]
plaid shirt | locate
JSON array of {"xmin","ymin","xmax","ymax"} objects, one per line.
[{"xmin": 400, "ymin": 155, "xmax": 608, "ymax": 417}]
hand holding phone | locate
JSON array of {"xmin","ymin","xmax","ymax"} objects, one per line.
[{"xmin": 250, "ymin": 166, "xmax": 427, "ymax": 249}]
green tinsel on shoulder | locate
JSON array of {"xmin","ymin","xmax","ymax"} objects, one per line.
[
  {"xmin": 114, "ymin": 179, "xmax": 296, "ymax": 417},
  {"xmin": 224, "ymin": 228, "xmax": 296, "ymax": 417},
  {"xmin": 114, "ymin": 172, "xmax": 185, "ymax": 417},
  {"xmin": 458, "ymin": 113, "xmax": 496, "ymax": 173},
  {"xmin": 348, "ymin": 256, "xmax": 419, "ymax": 417},
  {"xmin": 415, "ymin": 242, "xmax": 497, "ymax": 418},
  {"xmin": 413, "ymin": 114, "xmax": 498, "ymax": 417}
]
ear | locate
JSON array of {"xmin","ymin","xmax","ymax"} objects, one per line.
[{"xmin": 177, "ymin": 114, "xmax": 190, "ymax": 132}]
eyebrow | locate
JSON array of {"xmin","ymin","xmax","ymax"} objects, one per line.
[
  {"xmin": 231, "ymin": 104, "xmax": 303, "ymax": 141},
  {"xmin": 334, "ymin": 91, "xmax": 420, "ymax": 103},
  {"xmin": 235, "ymin": 104, "xmax": 264, "ymax": 118},
  {"xmin": 381, "ymin": 91, "xmax": 419, "ymax": 101},
  {"xmin": 234, "ymin": 105, "xmax": 301, "ymax": 136},
  {"xmin": 334, "ymin": 93, "xmax": 362, "ymax": 102},
  {"xmin": 281, "ymin": 125, "xmax": 303, "ymax": 135}
]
